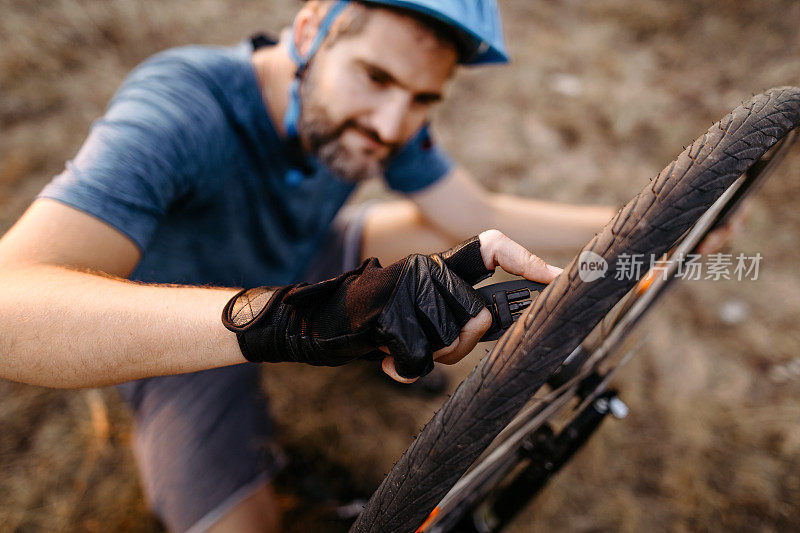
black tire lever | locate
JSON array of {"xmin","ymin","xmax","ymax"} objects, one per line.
[{"xmin": 477, "ymin": 279, "xmax": 547, "ymax": 341}]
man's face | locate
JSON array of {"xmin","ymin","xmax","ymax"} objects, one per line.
[{"xmin": 297, "ymin": 7, "xmax": 458, "ymax": 182}]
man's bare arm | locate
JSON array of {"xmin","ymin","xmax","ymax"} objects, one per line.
[
  {"xmin": 411, "ymin": 167, "xmax": 617, "ymax": 256},
  {"xmin": 0, "ymin": 199, "xmax": 244, "ymax": 389},
  {"xmin": 405, "ymin": 166, "xmax": 740, "ymax": 259},
  {"xmin": 362, "ymin": 167, "xmax": 616, "ymax": 264}
]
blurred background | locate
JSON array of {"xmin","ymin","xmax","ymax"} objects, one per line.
[{"xmin": 1, "ymin": 0, "xmax": 799, "ymax": 531}]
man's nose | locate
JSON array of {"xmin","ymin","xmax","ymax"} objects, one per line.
[{"xmin": 370, "ymin": 91, "xmax": 410, "ymax": 146}]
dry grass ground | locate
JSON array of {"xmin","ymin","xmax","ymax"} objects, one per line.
[{"xmin": 1, "ymin": 0, "xmax": 799, "ymax": 531}]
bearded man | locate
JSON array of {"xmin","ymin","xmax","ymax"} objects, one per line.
[{"xmin": 2, "ymin": 1, "xmax": 724, "ymax": 531}]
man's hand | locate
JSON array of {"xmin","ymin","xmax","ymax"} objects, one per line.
[
  {"xmin": 223, "ymin": 230, "xmax": 562, "ymax": 382},
  {"xmin": 381, "ymin": 229, "xmax": 562, "ymax": 382},
  {"xmin": 695, "ymin": 203, "xmax": 751, "ymax": 255}
]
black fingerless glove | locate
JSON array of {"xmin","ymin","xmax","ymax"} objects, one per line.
[
  {"xmin": 222, "ymin": 236, "xmax": 493, "ymax": 378},
  {"xmin": 431, "ymin": 235, "xmax": 495, "ymax": 285}
]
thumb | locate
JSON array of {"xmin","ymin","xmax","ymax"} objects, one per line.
[{"xmin": 380, "ymin": 352, "xmax": 418, "ymax": 384}]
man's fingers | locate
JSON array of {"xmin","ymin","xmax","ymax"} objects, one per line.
[
  {"xmin": 697, "ymin": 220, "xmax": 736, "ymax": 254},
  {"xmin": 696, "ymin": 229, "xmax": 728, "ymax": 255},
  {"xmin": 383, "ymin": 307, "xmax": 491, "ymax": 378},
  {"xmin": 432, "ymin": 336, "xmax": 460, "ymax": 360},
  {"xmin": 697, "ymin": 202, "xmax": 751, "ymax": 255},
  {"xmin": 478, "ymin": 229, "xmax": 563, "ymax": 283},
  {"xmin": 380, "ymin": 350, "xmax": 419, "ymax": 384},
  {"xmin": 434, "ymin": 308, "xmax": 492, "ymax": 365}
]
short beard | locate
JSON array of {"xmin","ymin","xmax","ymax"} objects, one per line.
[{"xmin": 296, "ymin": 64, "xmax": 397, "ymax": 182}]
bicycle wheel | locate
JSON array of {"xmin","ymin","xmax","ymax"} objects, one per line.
[{"xmin": 351, "ymin": 87, "xmax": 800, "ymax": 533}]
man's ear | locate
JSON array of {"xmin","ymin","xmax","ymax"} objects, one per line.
[{"xmin": 291, "ymin": 1, "xmax": 326, "ymax": 57}]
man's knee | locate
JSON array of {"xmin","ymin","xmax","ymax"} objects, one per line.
[
  {"xmin": 118, "ymin": 366, "xmax": 283, "ymax": 532},
  {"xmin": 205, "ymin": 483, "xmax": 280, "ymax": 533}
]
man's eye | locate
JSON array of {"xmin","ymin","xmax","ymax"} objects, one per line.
[{"xmin": 366, "ymin": 69, "xmax": 388, "ymax": 85}]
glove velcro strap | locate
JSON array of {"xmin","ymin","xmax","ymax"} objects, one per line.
[{"xmin": 222, "ymin": 285, "xmax": 294, "ymax": 363}]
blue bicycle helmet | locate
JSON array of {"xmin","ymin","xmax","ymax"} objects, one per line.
[
  {"xmin": 282, "ymin": 0, "xmax": 508, "ymax": 184},
  {"xmin": 356, "ymin": 0, "xmax": 508, "ymax": 65}
]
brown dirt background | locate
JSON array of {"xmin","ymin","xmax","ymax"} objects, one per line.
[{"xmin": 2, "ymin": 0, "xmax": 800, "ymax": 531}]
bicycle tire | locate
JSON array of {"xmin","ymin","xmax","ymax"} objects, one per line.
[
  {"xmin": 426, "ymin": 121, "xmax": 800, "ymax": 532},
  {"xmin": 351, "ymin": 87, "xmax": 800, "ymax": 533}
]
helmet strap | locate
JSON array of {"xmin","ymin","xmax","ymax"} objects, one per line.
[{"xmin": 283, "ymin": 0, "xmax": 350, "ymax": 183}]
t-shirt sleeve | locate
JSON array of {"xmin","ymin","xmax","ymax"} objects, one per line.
[
  {"xmin": 383, "ymin": 124, "xmax": 454, "ymax": 193},
  {"xmin": 37, "ymin": 49, "xmax": 228, "ymax": 251}
]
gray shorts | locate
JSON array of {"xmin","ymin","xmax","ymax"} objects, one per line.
[{"xmin": 116, "ymin": 203, "xmax": 373, "ymax": 533}]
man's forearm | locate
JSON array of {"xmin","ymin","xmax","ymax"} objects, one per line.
[
  {"xmin": 487, "ymin": 193, "xmax": 617, "ymax": 255},
  {"xmin": 0, "ymin": 264, "xmax": 244, "ymax": 388},
  {"xmin": 411, "ymin": 167, "xmax": 618, "ymax": 258}
]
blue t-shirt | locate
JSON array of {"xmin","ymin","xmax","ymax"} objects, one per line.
[{"xmin": 38, "ymin": 40, "xmax": 452, "ymax": 287}]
